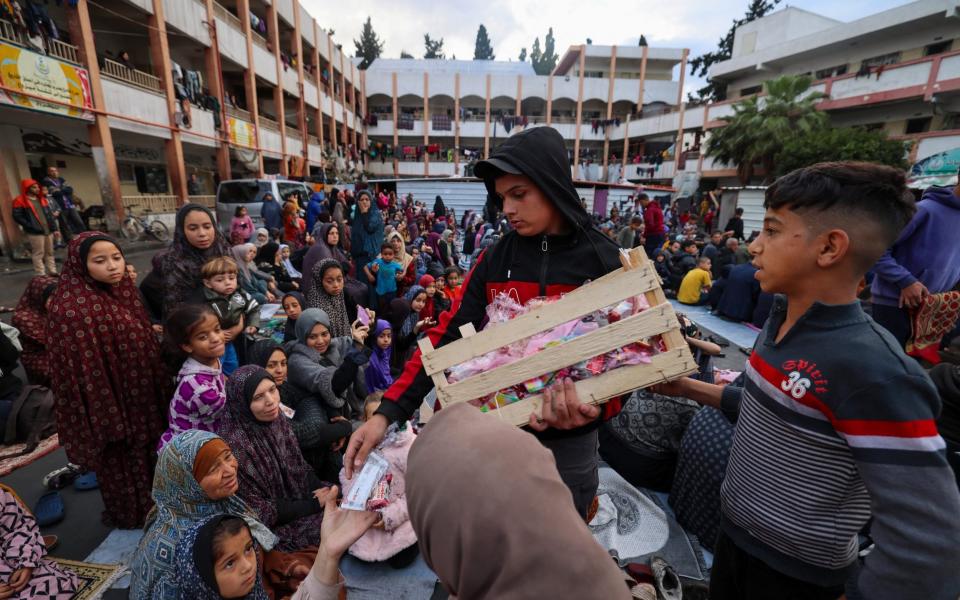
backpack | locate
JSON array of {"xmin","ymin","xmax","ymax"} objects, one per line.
[{"xmin": 3, "ymin": 384, "xmax": 56, "ymax": 453}]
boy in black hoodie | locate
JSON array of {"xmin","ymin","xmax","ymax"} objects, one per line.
[{"xmin": 345, "ymin": 127, "xmax": 623, "ymax": 516}]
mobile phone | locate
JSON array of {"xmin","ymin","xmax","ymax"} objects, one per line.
[{"xmin": 357, "ymin": 306, "xmax": 370, "ymax": 326}]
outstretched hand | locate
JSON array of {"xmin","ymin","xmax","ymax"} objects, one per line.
[
  {"xmin": 343, "ymin": 414, "xmax": 389, "ymax": 479},
  {"xmin": 318, "ymin": 486, "xmax": 380, "ymax": 558},
  {"xmin": 528, "ymin": 377, "xmax": 600, "ymax": 432}
]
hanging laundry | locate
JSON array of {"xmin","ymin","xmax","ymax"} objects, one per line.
[{"xmin": 432, "ymin": 114, "xmax": 451, "ymax": 131}]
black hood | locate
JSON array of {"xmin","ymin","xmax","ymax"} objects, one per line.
[{"xmin": 476, "ymin": 127, "xmax": 590, "ymax": 230}]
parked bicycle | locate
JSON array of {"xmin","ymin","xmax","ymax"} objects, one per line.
[{"xmin": 119, "ymin": 205, "xmax": 171, "ymax": 242}]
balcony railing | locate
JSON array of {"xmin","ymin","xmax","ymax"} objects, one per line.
[
  {"xmin": 0, "ymin": 20, "xmax": 80, "ymax": 65},
  {"xmin": 189, "ymin": 195, "xmax": 216, "ymax": 208},
  {"xmin": 259, "ymin": 115, "xmax": 281, "ymax": 132},
  {"xmin": 102, "ymin": 57, "xmax": 163, "ymax": 92},
  {"xmin": 213, "ymin": 2, "xmax": 242, "ymax": 29},
  {"xmin": 285, "ymin": 126, "xmax": 302, "ymax": 140},
  {"xmin": 124, "ymin": 195, "xmax": 178, "ymax": 214},
  {"xmin": 252, "ymin": 31, "xmax": 269, "ymax": 51},
  {"xmin": 225, "ymin": 105, "xmax": 252, "ymax": 121},
  {"xmin": 308, "ymin": 134, "xmax": 320, "ymax": 145}
]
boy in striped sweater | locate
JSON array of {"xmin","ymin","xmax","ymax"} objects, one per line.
[{"xmin": 658, "ymin": 162, "xmax": 960, "ymax": 599}]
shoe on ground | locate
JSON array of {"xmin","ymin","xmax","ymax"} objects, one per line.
[{"xmin": 650, "ymin": 556, "xmax": 682, "ymax": 600}]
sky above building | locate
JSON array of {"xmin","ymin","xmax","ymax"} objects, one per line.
[{"xmin": 302, "ymin": 0, "xmax": 914, "ymax": 93}]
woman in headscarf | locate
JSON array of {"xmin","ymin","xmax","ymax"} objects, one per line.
[
  {"xmin": 423, "ymin": 231, "xmax": 443, "ymax": 272},
  {"xmin": 129, "ymin": 429, "xmax": 278, "ymax": 600},
  {"xmin": 304, "ymin": 259, "xmax": 358, "ymax": 338},
  {"xmin": 232, "ymin": 243, "xmax": 276, "ymax": 304},
  {"xmin": 349, "ymin": 191, "xmax": 384, "ymax": 283},
  {"xmin": 159, "ymin": 204, "xmax": 232, "ymax": 317},
  {"xmin": 279, "ymin": 244, "xmax": 302, "ymax": 281},
  {"xmin": 287, "ymin": 308, "xmax": 369, "ymax": 420},
  {"xmin": 432, "ymin": 195, "xmax": 446, "ymax": 219},
  {"xmin": 282, "ymin": 201, "xmax": 304, "ymax": 249},
  {"xmin": 247, "ymin": 339, "xmax": 351, "ymax": 482},
  {"xmin": 439, "ymin": 229, "xmax": 456, "ymax": 268},
  {"xmin": 386, "ymin": 231, "xmax": 415, "ymax": 296},
  {"xmin": 47, "ymin": 232, "xmax": 170, "ymax": 528},
  {"xmin": 12, "ymin": 275, "xmax": 57, "ymax": 385},
  {"xmin": 216, "ymin": 365, "xmax": 326, "ymax": 551},
  {"xmin": 346, "ymin": 127, "xmax": 623, "ymax": 519},
  {"xmin": 407, "ymin": 403, "xmax": 630, "ymax": 600},
  {"xmin": 253, "ymin": 227, "xmax": 270, "ymax": 248}
]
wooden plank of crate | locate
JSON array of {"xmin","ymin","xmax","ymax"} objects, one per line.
[
  {"xmin": 435, "ymin": 303, "xmax": 677, "ymax": 406},
  {"xmin": 487, "ymin": 347, "xmax": 698, "ymax": 426},
  {"xmin": 626, "ymin": 249, "xmax": 688, "ymax": 353},
  {"xmin": 421, "ymin": 261, "xmax": 661, "ymax": 375},
  {"xmin": 418, "ymin": 336, "xmax": 452, "ymax": 395}
]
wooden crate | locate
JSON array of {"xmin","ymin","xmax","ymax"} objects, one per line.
[{"xmin": 417, "ymin": 246, "xmax": 698, "ymax": 426}]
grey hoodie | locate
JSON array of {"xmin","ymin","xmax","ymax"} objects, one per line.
[{"xmin": 287, "ymin": 308, "xmax": 366, "ymax": 413}]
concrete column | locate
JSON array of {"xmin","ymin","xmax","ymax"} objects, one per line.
[
  {"xmin": 483, "ymin": 74, "xmax": 491, "ymax": 159},
  {"xmin": 327, "ymin": 36, "xmax": 337, "ymax": 151},
  {"xmin": 266, "ymin": 4, "xmax": 288, "ymax": 176},
  {"xmin": 573, "ymin": 45, "xmax": 586, "ymax": 179},
  {"xmin": 637, "ymin": 46, "xmax": 648, "ymax": 114},
  {"xmin": 392, "ymin": 72, "xmax": 399, "ymax": 178},
  {"xmin": 339, "ymin": 51, "xmax": 348, "ymax": 150},
  {"xmin": 0, "ymin": 125, "xmax": 31, "ymax": 254},
  {"xmin": 546, "ymin": 74, "xmax": 553, "ymax": 126},
  {"xmin": 351, "ymin": 64, "xmax": 359, "ymax": 150},
  {"xmin": 238, "ymin": 0, "xmax": 264, "ymax": 176},
  {"xmin": 423, "ymin": 72, "xmax": 429, "ymax": 177},
  {"xmin": 312, "ymin": 21, "xmax": 324, "ymax": 172},
  {"xmin": 515, "ymin": 75, "xmax": 522, "ymax": 117},
  {"xmin": 203, "ymin": 0, "xmax": 231, "ymax": 181},
  {"xmin": 361, "ymin": 70, "xmax": 368, "ymax": 150},
  {"xmin": 602, "ymin": 45, "xmax": 617, "ymax": 181},
  {"xmin": 67, "ymin": 0, "xmax": 124, "ymax": 228},
  {"xmin": 621, "ymin": 114, "xmax": 630, "ymax": 178},
  {"xmin": 674, "ymin": 49, "xmax": 689, "ymax": 169},
  {"xmin": 454, "ymin": 73, "xmax": 460, "ymax": 175},
  {"xmin": 148, "ymin": 0, "xmax": 188, "ymax": 203},
  {"xmin": 292, "ymin": 3, "xmax": 308, "ymax": 175}
]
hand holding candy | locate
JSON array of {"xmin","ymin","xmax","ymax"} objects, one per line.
[{"xmin": 528, "ymin": 377, "xmax": 600, "ymax": 432}]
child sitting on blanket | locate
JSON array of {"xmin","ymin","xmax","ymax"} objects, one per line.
[{"xmin": 338, "ymin": 393, "xmax": 418, "ymax": 568}]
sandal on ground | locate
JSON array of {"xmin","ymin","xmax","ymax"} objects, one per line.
[
  {"xmin": 42, "ymin": 534, "xmax": 59, "ymax": 551},
  {"xmin": 73, "ymin": 472, "xmax": 99, "ymax": 491},
  {"xmin": 34, "ymin": 491, "xmax": 65, "ymax": 527},
  {"xmin": 42, "ymin": 464, "xmax": 82, "ymax": 490}
]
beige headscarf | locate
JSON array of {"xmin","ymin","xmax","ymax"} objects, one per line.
[
  {"xmin": 407, "ymin": 404, "xmax": 630, "ymax": 600},
  {"xmin": 386, "ymin": 230, "xmax": 413, "ymax": 270}
]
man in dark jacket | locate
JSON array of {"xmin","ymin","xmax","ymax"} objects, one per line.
[
  {"xmin": 12, "ymin": 179, "xmax": 58, "ymax": 275},
  {"xmin": 260, "ymin": 192, "xmax": 282, "ymax": 231},
  {"xmin": 870, "ymin": 172, "xmax": 960, "ymax": 347},
  {"xmin": 723, "ymin": 207, "xmax": 745, "ymax": 241},
  {"xmin": 345, "ymin": 126, "xmax": 623, "ymax": 517}
]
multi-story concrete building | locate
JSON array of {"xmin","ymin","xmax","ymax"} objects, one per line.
[{"xmin": 0, "ymin": 0, "xmax": 363, "ymax": 254}]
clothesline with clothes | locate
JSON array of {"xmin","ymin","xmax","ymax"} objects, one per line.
[
  {"xmin": 590, "ymin": 118, "xmax": 622, "ymax": 134},
  {"xmin": 0, "ymin": 0, "xmax": 69, "ymax": 55}
]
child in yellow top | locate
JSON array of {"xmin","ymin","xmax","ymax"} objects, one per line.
[{"xmin": 678, "ymin": 257, "xmax": 712, "ymax": 305}]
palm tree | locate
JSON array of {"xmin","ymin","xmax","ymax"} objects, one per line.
[{"xmin": 706, "ymin": 74, "xmax": 828, "ymax": 183}]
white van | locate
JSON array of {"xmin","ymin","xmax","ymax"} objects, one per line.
[{"xmin": 215, "ymin": 179, "xmax": 313, "ymax": 232}]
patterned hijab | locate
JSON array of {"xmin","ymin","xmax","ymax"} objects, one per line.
[
  {"xmin": 304, "ymin": 259, "xmax": 351, "ymax": 338},
  {"xmin": 160, "ymin": 204, "xmax": 231, "ymax": 316},
  {"xmin": 46, "ymin": 232, "xmax": 169, "ymax": 470},
  {"xmin": 172, "ymin": 515, "xmax": 270, "ymax": 600},
  {"xmin": 129, "ymin": 430, "xmax": 276, "ymax": 600},
  {"xmin": 386, "ymin": 231, "xmax": 412, "ymax": 270},
  {"xmin": 216, "ymin": 366, "xmax": 319, "ymax": 550},
  {"xmin": 12, "ymin": 274, "xmax": 57, "ymax": 384}
]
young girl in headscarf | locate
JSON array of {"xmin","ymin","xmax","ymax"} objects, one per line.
[
  {"xmin": 130, "ymin": 430, "xmax": 279, "ymax": 600},
  {"xmin": 304, "ymin": 259, "xmax": 357, "ymax": 338},
  {"xmin": 364, "ymin": 320, "xmax": 394, "ymax": 392},
  {"xmin": 287, "ymin": 308, "xmax": 369, "ymax": 420},
  {"xmin": 279, "ymin": 244, "xmax": 302, "ymax": 281},
  {"xmin": 216, "ymin": 366, "xmax": 326, "ymax": 551},
  {"xmin": 160, "ymin": 204, "xmax": 232, "ymax": 318},
  {"xmin": 280, "ymin": 291, "xmax": 304, "ymax": 343},
  {"xmin": 12, "ymin": 275, "xmax": 57, "ymax": 386},
  {"xmin": 282, "ymin": 202, "xmax": 304, "ymax": 249},
  {"xmin": 386, "ymin": 231, "xmax": 415, "ymax": 296},
  {"xmin": 47, "ymin": 232, "xmax": 170, "ymax": 528},
  {"xmin": 0, "ymin": 485, "xmax": 79, "ymax": 599},
  {"xmin": 255, "ymin": 242, "xmax": 298, "ymax": 293}
]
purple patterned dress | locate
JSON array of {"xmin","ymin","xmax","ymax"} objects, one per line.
[{"xmin": 158, "ymin": 358, "xmax": 227, "ymax": 452}]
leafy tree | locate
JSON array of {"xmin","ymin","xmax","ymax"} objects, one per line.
[
  {"xmin": 424, "ymin": 34, "xmax": 445, "ymax": 59},
  {"xmin": 705, "ymin": 74, "xmax": 827, "ymax": 183},
  {"xmin": 688, "ymin": 0, "xmax": 782, "ymax": 102},
  {"xmin": 639, "ymin": 34, "xmax": 647, "ymax": 47},
  {"xmin": 400, "ymin": 50, "xmax": 413, "ymax": 59},
  {"xmin": 518, "ymin": 47, "xmax": 527, "ymax": 62},
  {"xmin": 774, "ymin": 127, "xmax": 910, "ymax": 178},
  {"xmin": 353, "ymin": 17, "xmax": 384, "ymax": 70},
  {"xmin": 473, "ymin": 24, "xmax": 495, "ymax": 60},
  {"xmin": 529, "ymin": 27, "xmax": 559, "ymax": 75}
]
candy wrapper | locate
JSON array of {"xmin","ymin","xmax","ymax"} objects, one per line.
[
  {"xmin": 342, "ymin": 452, "xmax": 389, "ymax": 511},
  {"xmin": 453, "ymin": 292, "xmax": 659, "ymax": 412}
]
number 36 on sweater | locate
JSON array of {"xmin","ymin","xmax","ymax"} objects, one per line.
[{"xmin": 782, "ymin": 371, "xmax": 811, "ymax": 399}]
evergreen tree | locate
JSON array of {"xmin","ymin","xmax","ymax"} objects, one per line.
[
  {"xmin": 639, "ymin": 34, "xmax": 648, "ymax": 46},
  {"xmin": 473, "ymin": 24, "xmax": 495, "ymax": 60},
  {"xmin": 424, "ymin": 34, "xmax": 445, "ymax": 59},
  {"xmin": 518, "ymin": 47, "xmax": 527, "ymax": 62},
  {"xmin": 353, "ymin": 17, "xmax": 384, "ymax": 70},
  {"xmin": 688, "ymin": 0, "xmax": 782, "ymax": 102},
  {"xmin": 400, "ymin": 50, "xmax": 413, "ymax": 59},
  {"xmin": 528, "ymin": 28, "xmax": 559, "ymax": 75}
]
